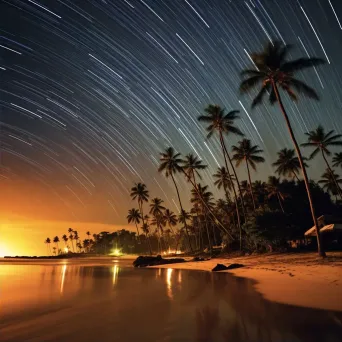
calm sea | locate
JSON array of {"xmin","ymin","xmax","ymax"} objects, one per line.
[{"xmin": 0, "ymin": 258, "xmax": 341, "ymax": 342}]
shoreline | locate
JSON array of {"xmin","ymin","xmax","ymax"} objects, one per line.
[{"xmin": 151, "ymin": 252, "xmax": 342, "ymax": 312}]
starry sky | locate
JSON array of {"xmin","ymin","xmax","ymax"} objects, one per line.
[{"xmin": 1, "ymin": 0, "xmax": 342, "ymax": 227}]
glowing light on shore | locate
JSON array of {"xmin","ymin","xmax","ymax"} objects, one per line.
[
  {"xmin": 112, "ymin": 265, "xmax": 119, "ymax": 285},
  {"xmin": 60, "ymin": 265, "xmax": 67, "ymax": 293},
  {"xmin": 166, "ymin": 268, "xmax": 173, "ymax": 299}
]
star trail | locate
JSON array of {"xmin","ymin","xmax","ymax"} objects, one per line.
[{"xmin": 1, "ymin": 0, "xmax": 342, "ymax": 224}]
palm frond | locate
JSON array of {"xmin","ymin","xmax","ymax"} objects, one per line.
[
  {"xmin": 288, "ymin": 78, "xmax": 319, "ymax": 100},
  {"xmin": 239, "ymin": 75, "xmax": 263, "ymax": 93},
  {"xmin": 281, "ymin": 57, "xmax": 325, "ymax": 73}
]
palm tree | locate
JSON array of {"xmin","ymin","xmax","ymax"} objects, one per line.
[
  {"xmin": 213, "ymin": 167, "xmax": 233, "ymax": 203},
  {"xmin": 182, "ymin": 153, "xmax": 207, "ymax": 183},
  {"xmin": 267, "ymin": 176, "xmax": 288, "ymax": 213},
  {"xmin": 149, "ymin": 198, "xmax": 167, "ymax": 253},
  {"xmin": 302, "ymin": 125, "xmax": 342, "ymax": 198},
  {"xmin": 198, "ymin": 104, "xmax": 245, "ymax": 250},
  {"xmin": 253, "ymin": 180, "xmax": 267, "ymax": 209},
  {"xmin": 158, "ymin": 147, "xmax": 193, "ymax": 252},
  {"xmin": 163, "ymin": 209, "xmax": 178, "ymax": 235},
  {"xmin": 319, "ymin": 169, "xmax": 342, "ymax": 201},
  {"xmin": 67, "ymin": 228, "xmax": 75, "ymax": 252},
  {"xmin": 62, "ymin": 234, "xmax": 68, "ymax": 252},
  {"xmin": 332, "ymin": 152, "xmax": 342, "ymax": 168},
  {"xmin": 232, "ymin": 139, "xmax": 265, "ymax": 210},
  {"xmin": 73, "ymin": 230, "xmax": 79, "ymax": 247},
  {"xmin": 130, "ymin": 183, "xmax": 149, "ymax": 228},
  {"xmin": 86, "ymin": 231, "xmax": 91, "ymax": 239},
  {"xmin": 45, "ymin": 237, "xmax": 51, "ymax": 255},
  {"xmin": 240, "ymin": 41, "xmax": 326, "ymax": 256},
  {"xmin": 127, "ymin": 208, "xmax": 142, "ymax": 241},
  {"xmin": 141, "ymin": 222, "xmax": 152, "ymax": 254},
  {"xmin": 272, "ymin": 148, "xmax": 306, "ymax": 181},
  {"xmin": 53, "ymin": 236, "xmax": 60, "ymax": 255}
]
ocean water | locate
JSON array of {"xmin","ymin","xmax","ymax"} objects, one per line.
[{"xmin": 0, "ymin": 258, "xmax": 341, "ymax": 342}]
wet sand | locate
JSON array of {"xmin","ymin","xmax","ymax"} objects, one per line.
[{"xmin": 153, "ymin": 252, "xmax": 342, "ymax": 312}]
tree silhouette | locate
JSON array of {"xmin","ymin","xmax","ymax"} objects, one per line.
[
  {"xmin": 240, "ymin": 41, "xmax": 326, "ymax": 256},
  {"xmin": 232, "ymin": 139, "xmax": 265, "ymax": 210}
]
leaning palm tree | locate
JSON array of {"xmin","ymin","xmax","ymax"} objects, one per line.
[
  {"xmin": 232, "ymin": 139, "xmax": 265, "ymax": 210},
  {"xmin": 163, "ymin": 209, "xmax": 178, "ymax": 235},
  {"xmin": 332, "ymin": 152, "xmax": 342, "ymax": 168},
  {"xmin": 158, "ymin": 147, "xmax": 193, "ymax": 252},
  {"xmin": 150, "ymin": 198, "xmax": 167, "ymax": 253},
  {"xmin": 272, "ymin": 148, "xmax": 305, "ymax": 181},
  {"xmin": 198, "ymin": 105, "xmax": 245, "ymax": 211},
  {"xmin": 53, "ymin": 236, "xmax": 60, "ymax": 255},
  {"xmin": 127, "ymin": 208, "xmax": 142, "ymax": 241},
  {"xmin": 240, "ymin": 41, "xmax": 326, "ymax": 256},
  {"xmin": 45, "ymin": 237, "xmax": 51, "ymax": 255},
  {"xmin": 182, "ymin": 153, "xmax": 207, "ymax": 183},
  {"xmin": 141, "ymin": 222, "xmax": 152, "ymax": 255},
  {"xmin": 266, "ymin": 176, "xmax": 288, "ymax": 213},
  {"xmin": 130, "ymin": 183, "xmax": 149, "ymax": 228},
  {"xmin": 318, "ymin": 169, "xmax": 342, "ymax": 201},
  {"xmin": 302, "ymin": 125, "xmax": 342, "ymax": 198}
]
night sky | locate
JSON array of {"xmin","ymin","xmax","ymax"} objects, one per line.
[{"xmin": 1, "ymin": 0, "xmax": 342, "ymax": 225}]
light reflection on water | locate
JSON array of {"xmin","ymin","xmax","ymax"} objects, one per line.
[{"xmin": 0, "ymin": 259, "xmax": 341, "ymax": 342}]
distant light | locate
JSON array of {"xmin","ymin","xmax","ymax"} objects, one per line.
[{"xmin": 64, "ymin": 247, "xmax": 69, "ymax": 253}]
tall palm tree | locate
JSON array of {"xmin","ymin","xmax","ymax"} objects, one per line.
[
  {"xmin": 67, "ymin": 228, "xmax": 75, "ymax": 252},
  {"xmin": 130, "ymin": 182, "xmax": 149, "ymax": 228},
  {"xmin": 272, "ymin": 148, "xmax": 306, "ymax": 181},
  {"xmin": 53, "ymin": 236, "xmax": 60, "ymax": 255},
  {"xmin": 266, "ymin": 176, "xmax": 288, "ymax": 213},
  {"xmin": 332, "ymin": 152, "xmax": 342, "ymax": 168},
  {"xmin": 213, "ymin": 167, "xmax": 233, "ymax": 203},
  {"xmin": 319, "ymin": 169, "xmax": 342, "ymax": 201},
  {"xmin": 62, "ymin": 234, "xmax": 68, "ymax": 251},
  {"xmin": 158, "ymin": 147, "xmax": 193, "ymax": 252},
  {"xmin": 198, "ymin": 104, "xmax": 245, "ymax": 249},
  {"xmin": 232, "ymin": 139, "xmax": 265, "ymax": 210},
  {"xmin": 302, "ymin": 125, "xmax": 342, "ymax": 198},
  {"xmin": 141, "ymin": 222, "xmax": 152, "ymax": 255},
  {"xmin": 149, "ymin": 198, "xmax": 167, "ymax": 253},
  {"xmin": 163, "ymin": 209, "xmax": 178, "ymax": 235},
  {"xmin": 73, "ymin": 230, "xmax": 79, "ymax": 247},
  {"xmin": 240, "ymin": 41, "xmax": 326, "ymax": 256},
  {"xmin": 182, "ymin": 153, "xmax": 207, "ymax": 183},
  {"xmin": 191, "ymin": 184, "xmax": 215, "ymax": 254},
  {"xmin": 45, "ymin": 237, "xmax": 51, "ymax": 255},
  {"xmin": 127, "ymin": 208, "xmax": 142, "ymax": 241}
]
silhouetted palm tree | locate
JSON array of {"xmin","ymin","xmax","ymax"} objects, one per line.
[
  {"xmin": 62, "ymin": 234, "xmax": 68, "ymax": 251},
  {"xmin": 45, "ymin": 237, "xmax": 51, "ymax": 255},
  {"xmin": 273, "ymin": 148, "xmax": 306, "ymax": 181},
  {"xmin": 127, "ymin": 208, "xmax": 142, "ymax": 241},
  {"xmin": 240, "ymin": 41, "xmax": 326, "ymax": 256},
  {"xmin": 267, "ymin": 176, "xmax": 288, "ymax": 213},
  {"xmin": 198, "ymin": 104, "xmax": 245, "ymax": 249},
  {"xmin": 182, "ymin": 153, "xmax": 207, "ymax": 183},
  {"xmin": 163, "ymin": 209, "xmax": 178, "ymax": 235},
  {"xmin": 67, "ymin": 228, "xmax": 75, "ymax": 252},
  {"xmin": 232, "ymin": 139, "xmax": 265, "ymax": 210},
  {"xmin": 53, "ymin": 236, "xmax": 60, "ymax": 255},
  {"xmin": 86, "ymin": 231, "xmax": 91, "ymax": 239},
  {"xmin": 158, "ymin": 147, "xmax": 193, "ymax": 252},
  {"xmin": 302, "ymin": 125, "xmax": 342, "ymax": 198},
  {"xmin": 141, "ymin": 222, "xmax": 152, "ymax": 255},
  {"xmin": 213, "ymin": 167, "xmax": 233, "ymax": 203},
  {"xmin": 319, "ymin": 169, "xmax": 342, "ymax": 201},
  {"xmin": 130, "ymin": 182, "xmax": 149, "ymax": 230},
  {"xmin": 332, "ymin": 152, "xmax": 342, "ymax": 168}
]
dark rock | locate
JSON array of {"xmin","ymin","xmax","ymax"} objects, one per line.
[
  {"xmin": 133, "ymin": 255, "xmax": 185, "ymax": 267},
  {"xmin": 192, "ymin": 257, "xmax": 206, "ymax": 262},
  {"xmin": 212, "ymin": 263, "xmax": 244, "ymax": 271},
  {"xmin": 212, "ymin": 263, "xmax": 229, "ymax": 272},
  {"xmin": 226, "ymin": 263, "xmax": 244, "ymax": 270}
]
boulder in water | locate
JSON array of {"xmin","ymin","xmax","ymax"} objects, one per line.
[
  {"xmin": 133, "ymin": 255, "xmax": 185, "ymax": 267},
  {"xmin": 212, "ymin": 263, "xmax": 244, "ymax": 271}
]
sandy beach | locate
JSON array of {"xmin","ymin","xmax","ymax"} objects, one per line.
[{"xmin": 152, "ymin": 252, "xmax": 342, "ymax": 312}]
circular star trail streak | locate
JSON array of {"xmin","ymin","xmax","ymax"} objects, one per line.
[{"xmin": 1, "ymin": 0, "xmax": 342, "ymax": 224}]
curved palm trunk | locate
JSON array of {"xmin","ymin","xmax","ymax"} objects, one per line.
[
  {"xmin": 204, "ymin": 213, "xmax": 212, "ymax": 255},
  {"xmin": 221, "ymin": 137, "xmax": 247, "ymax": 217},
  {"xmin": 219, "ymin": 133, "xmax": 243, "ymax": 250},
  {"xmin": 293, "ymin": 171, "xmax": 300, "ymax": 182},
  {"xmin": 246, "ymin": 160, "xmax": 256, "ymax": 210},
  {"xmin": 170, "ymin": 173, "xmax": 193, "ymax": 252},
  {"xmin": 276, "ymin": 193, "xmax": 285, "ymax": 213},
  {"xmin": 272, "ymin": 81, "xmax": 325, "ymax": 257},
  {"xmin": 321, "ymin": 150, "xmax": 342, "ymax": 199}
]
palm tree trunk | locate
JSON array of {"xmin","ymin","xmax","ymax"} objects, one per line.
[
  {"xmin": 219, "ymin": 133, "xmax": 243, "ymax": 250},
  {"xmin": 246, "ymin": 160, "xmax": 256, "ymax": 210},
  {"xmin": 204, "ymin": 214, "xmax": 212, "ymax": 255},
  {"xmin": 135, "ymin": 223, "xmax": 141, "ymax": 243},
  {"xmin": 321, "ymin": 150, "xmax": 342, "ymax": 199},
  {"xmin": 293, "ymin": 171, "xmax": 300, "ymax": 182},
  {"xmin": 272, "ymin": 81, "xmax": 325, "ymax": 257},
  {"xmin": 170, "ymin": 173, "xmax": 193, "ymax": 252},
  {"xmin": 276, "ymin": 193, "xmax": 285, "ymax": 213}
]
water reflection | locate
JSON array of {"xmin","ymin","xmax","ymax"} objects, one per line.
[{"xmin": 0, "ymin": 261, "xmax": 341, "ymax": 342}]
